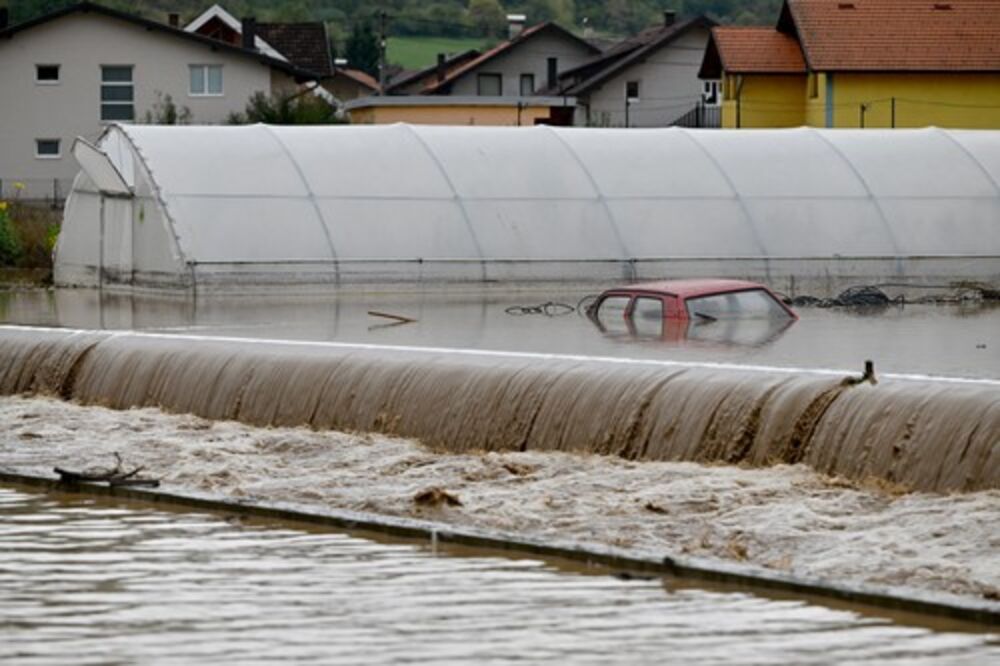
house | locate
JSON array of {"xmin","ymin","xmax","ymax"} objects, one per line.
[
  {"xmin": 185, "ymin": 4, "xmax": 374, "ymax": 102},
  {"xmin": 0, "ymin": 2, "xmax": 322, "ymax": 200},
  {"xmin": 421, "ymin": 20, "xmax": 601, "ymax": 97},
  {"xmin": 347, "ymin": 18, "xmax": 597, "ymax": 126},
  {"xmin": 384, "ymin": 50, "xmax": 481, "ymax": 95},
  {"xmin": 553, "ymin": 12, "xmax": 716, "ymax": 127},
  {"xmin": 699, "ymin": 0, "xmax": 1000, "ymax": 128},
  {"xmin": 344, "ymin": 95, "xmax": 575, "ymax": 126}
]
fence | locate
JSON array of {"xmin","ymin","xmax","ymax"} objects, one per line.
[
  {"xmin": 671, "ymin": 102, "xmax": 721, "ymax": 128},
  {"xmin": 0, "ymin": 178, "xmax": 74, "ymax": 207}
]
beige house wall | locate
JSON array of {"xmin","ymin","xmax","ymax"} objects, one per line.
[
  {"xmin": 348, "ymin": 104, "xmax": 554, "ymax": 126},
  {"xmin": 0, "ymin": 12, "xmax": 287, "ymax": 199}
]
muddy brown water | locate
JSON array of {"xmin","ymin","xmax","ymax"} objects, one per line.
[
  {"xmin": 2, "ymin": 484, "xmax": 998, "ymax": 665},
  {"xmin": 0, "ymin": 325, "xmax": 997, "ymax": 493}
]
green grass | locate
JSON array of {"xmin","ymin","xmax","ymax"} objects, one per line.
[{"xmin": 387, "ymin": 35, "xmax": 494, "ymax": 70}]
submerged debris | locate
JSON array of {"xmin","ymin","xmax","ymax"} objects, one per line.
[
  {"xmin": 413, "ymin": 487, "xmax": 463, "ymax": 508},
  {"xmin": 55, "ymin": 452, "xmax": 160, "ymax": 488},
  {"xmin": 841, "ymin": 360, "xmax": 878, "ymax": 387}
]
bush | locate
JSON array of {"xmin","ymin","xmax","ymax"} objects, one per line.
[{"xmin": 0, "ymin": 201, "xmax": 23, "ymax": 266}]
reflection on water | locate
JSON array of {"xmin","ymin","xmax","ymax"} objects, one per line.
[
  {"xmin": 0, "ymin": 288, "xmax": 998, "ymax": 378},
  {"xmin": 1, "ymin": 485, "xmax": 997, "ymax": 665}
]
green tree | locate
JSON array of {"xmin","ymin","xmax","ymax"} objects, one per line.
[
  {"xmin": 142, "ymin": 92, "xmax": 192, "ymax": 125},
  {"xmin": 345, "ymin": 20, "xmax": 380, "ymax": 76},
  {"xmin": 227, "ymin": 89, "xmax": 342, "ymax": 125},
  {"xmin": 468, "ymin": 0, "xmax": 506, "ymax": 37}
]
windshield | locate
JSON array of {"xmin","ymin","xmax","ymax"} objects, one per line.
[{"xmin": 685, "ymin": 289, "xmax": 791, "ymax": 321}]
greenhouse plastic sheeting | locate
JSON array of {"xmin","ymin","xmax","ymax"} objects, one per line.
[{"xmin": 54, "ymin": 123, "xmax": 1000, "ymax": 291}]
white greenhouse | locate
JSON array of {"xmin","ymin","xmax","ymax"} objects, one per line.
[{"xmin": 55, "ymin": 123, "xmax": 1000, "ymax": 292}]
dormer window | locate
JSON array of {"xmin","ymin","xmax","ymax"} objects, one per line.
[{"xmin": 35, "ymin": 64, "xmax": 60, "ymax": 84}]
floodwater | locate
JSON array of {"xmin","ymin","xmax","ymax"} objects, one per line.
[
  {"xmin": 2, "ymin": 484, "xmax": 998, "ymax": 666},
  {"xmin": 0, "ymin": 287, "xmax": 997, "ymax": 379}
]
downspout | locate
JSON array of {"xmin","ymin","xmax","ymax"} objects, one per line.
[
  {"xmin": 735, "ymin": 75, "xmax": 744, "ymax": 129},
  {"xmin": 825, "ymin": 73, "xmax": 834, "ymax": 128}
]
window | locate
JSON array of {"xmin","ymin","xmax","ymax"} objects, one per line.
[
  {"xmin": 477, "ymin": 73, "xmax": 502, "ymax": 96},
  {"xmin": 685, "ymin": 289, "xmax": 792, "ymax": 320},
  {"xmin": 808, "ymin": 73, "xmax": 819, "ymax": 99},
  {"xmin": 702, "ymin": 80, "xmax": 720, "ymax": 106},
  {"xmin": 35, "ymin": 138, "xmax": 61, "ymax": 158},
  {"xmin": 625, "ymin": 80, "xmax": 640, "ymax": 101},
  {"xmin": 519, "ymin": 73, "xmax": 535, "ymax": 96},
  {"xmin": 35, "ymin": 64, "xmax": 60, "ymax": 84},
  {"xmin": 632, "ymin": 297, "xmax": 664, "ymax": 337},
  {"xmin": 595, "ymin": 295, "xmax": 631, "ymax": 333},
  {"xmin": 101, "ymin": 65, "xmax": 134, "ymax": 121},
  {"xmin": 189, "ymin": 64, "xmax": 223, "ymax": 96}
]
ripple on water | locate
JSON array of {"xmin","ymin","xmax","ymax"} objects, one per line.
[{"xmin": 0, "ymin": 486, "xmax": 997, "ymax": 666}]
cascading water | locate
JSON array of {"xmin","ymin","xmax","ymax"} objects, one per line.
[{"xmin": 1, "ymin": 326, "xmax": 996, "ymax": 493}]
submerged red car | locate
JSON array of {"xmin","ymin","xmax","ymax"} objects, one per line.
[{"xmin": 588, "ymin": 279, "xmax": 797, "ymax": 343}]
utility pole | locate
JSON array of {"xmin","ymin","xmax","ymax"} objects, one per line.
[{"xmin": 377, "ymin": 9, "xmax": 387, "ymax": 94}]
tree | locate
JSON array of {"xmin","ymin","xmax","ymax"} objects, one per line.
[
  {"xmin": 345, "ymin": 20, "xmax": 380, "ymax": 77},
  {"xmin": 468, "ymin": 0, "xmax": 506, "ymax": 38},
  {"xmin": 226, "ymin": 90, "xmax": 342, "ymax": 125},
  {"xmin": 142, "ymin": 92, "xmax": 192, "ymax": 125}
]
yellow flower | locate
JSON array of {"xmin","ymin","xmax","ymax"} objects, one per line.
[{"xmin": 13, "ymin": 182, "xmax": 25, "ymax": 190}]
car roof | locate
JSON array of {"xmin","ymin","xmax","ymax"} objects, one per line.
[{"xmin": 612, "ymin": 279, "xmax": 770, "ymax": 299}]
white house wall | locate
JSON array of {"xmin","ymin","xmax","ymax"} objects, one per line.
[
  {"xmin": 581, "ymin": 27, "xmax": 711, "ymax": 127},
  {"xmin": 446, "ymin": 31, "xmax": 595, "ymax": 97},
  {"xmin": 0, "ymin": 12, "xmax": 283, "ymax": 198}
]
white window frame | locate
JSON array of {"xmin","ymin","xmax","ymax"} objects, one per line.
[
  {"xmin": 35, "ymin": 64, "xmax": 61, "ymax": 85},
  {"xmin": 189, "ymin": 64, "xmax": 224, "ymax": 97},
  {"xmin": 100, "ymin": 65, "xmax": 135, "ymax": 123},
  {"xmin": 35, "ymin": 138, "xmax": 61, "ymax": 159}
]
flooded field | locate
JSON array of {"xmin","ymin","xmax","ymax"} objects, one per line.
[
  {"xmin": 2, "ymin": 484, "xmax": 999, "ymax": 665},
  {"xmin": 0, "ymin": 287, "xmax": 997, "ymax": 379}
]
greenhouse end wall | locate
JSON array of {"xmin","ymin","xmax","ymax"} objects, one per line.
[{"xmin": 54, "ymin": 124, "xmax": 1000, "ymax": 294}]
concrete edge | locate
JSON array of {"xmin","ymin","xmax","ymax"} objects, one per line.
[{"xmin": 2, "ymin": 469, "xmax": 997, "ymax": 627}]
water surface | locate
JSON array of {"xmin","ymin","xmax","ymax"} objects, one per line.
[{"xmin": 1, "ymin": 485, "xmax": 998, "ymax": 665}]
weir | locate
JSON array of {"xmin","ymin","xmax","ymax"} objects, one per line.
[{"xmin": 1, "ymin": 326, "xmax": 997, "ymax": 493}]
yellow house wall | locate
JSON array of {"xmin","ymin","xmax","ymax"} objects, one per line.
[
  {"xmin": 826, "ymin": 73, "xmax": 1000, "ymax": 129},
  {"xmin": 349, "ymin": 105, "xmax": 554, "ymax": 126},
  {"xmin": 721, "ymin": 74, "xmax": 806, "ymax": 128}
]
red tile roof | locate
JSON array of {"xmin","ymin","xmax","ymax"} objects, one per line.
[
  {"xmin": 336, "ymin": 68, "xmax": 378, "ymax": 91},
  {"xmin": 788, "ymin": 0, "xmax": 1000, "ymax": 71},
  {"xmin": 709, "ymin": 27, "xmax": 806, "ymax": 74}
]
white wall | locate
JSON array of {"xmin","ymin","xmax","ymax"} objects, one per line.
[
  {"xmin": 0, "ymin": 12, "xmax": 286, "ymax": 199},
  {"xmin": 579, "ymin": 27, "xmax": 710, "ymax": 127},
  {"xmin": 447, "ymin": 30, "xmax": 595, "ymax": 97}
]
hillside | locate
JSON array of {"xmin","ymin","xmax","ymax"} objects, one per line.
[{"xmin": 5, "ymin": 1, "xmax": 784, "ymax": 43}]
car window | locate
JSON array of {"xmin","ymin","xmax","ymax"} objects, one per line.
[
  {"xmin": 631, "ymin": 297, "xmax": 663, "ymax": 337},
  {"xmin": 685, "ymin": 289, "xmax": 790, "ymax": 320},
  {"xmin": 596, "ymin": 295, "xmax": 631, "ymax": 332}
]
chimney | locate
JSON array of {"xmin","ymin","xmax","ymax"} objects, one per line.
[
  {"xmin": 436, "ymin": 53, "xmax": 447, "ymax": 83},
  {"xmin": 663, "ymin": 10, "xmax": 676, "ymax": 27},
  {"xmin": 547, "ymin": 57, "xmax": 558, "ymax": 90},
  {"xmin": 507, "ymin": 14, "xmax": 526, "ymax": 40},
  {"xmin": 168, "ymin": 13, "xmax": 180, "ymax": 28},
  {"xmin": 241, "ymin": 17, "xmax": 257, "ymax": 50},
  {"xmin": 0, "ymin": 7, "xmax": 9, "ymax": 31}
]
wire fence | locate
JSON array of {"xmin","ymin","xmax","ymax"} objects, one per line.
[{"xmin": 0, "ymin": 178, "xmax": 73, "ymax": 207}]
